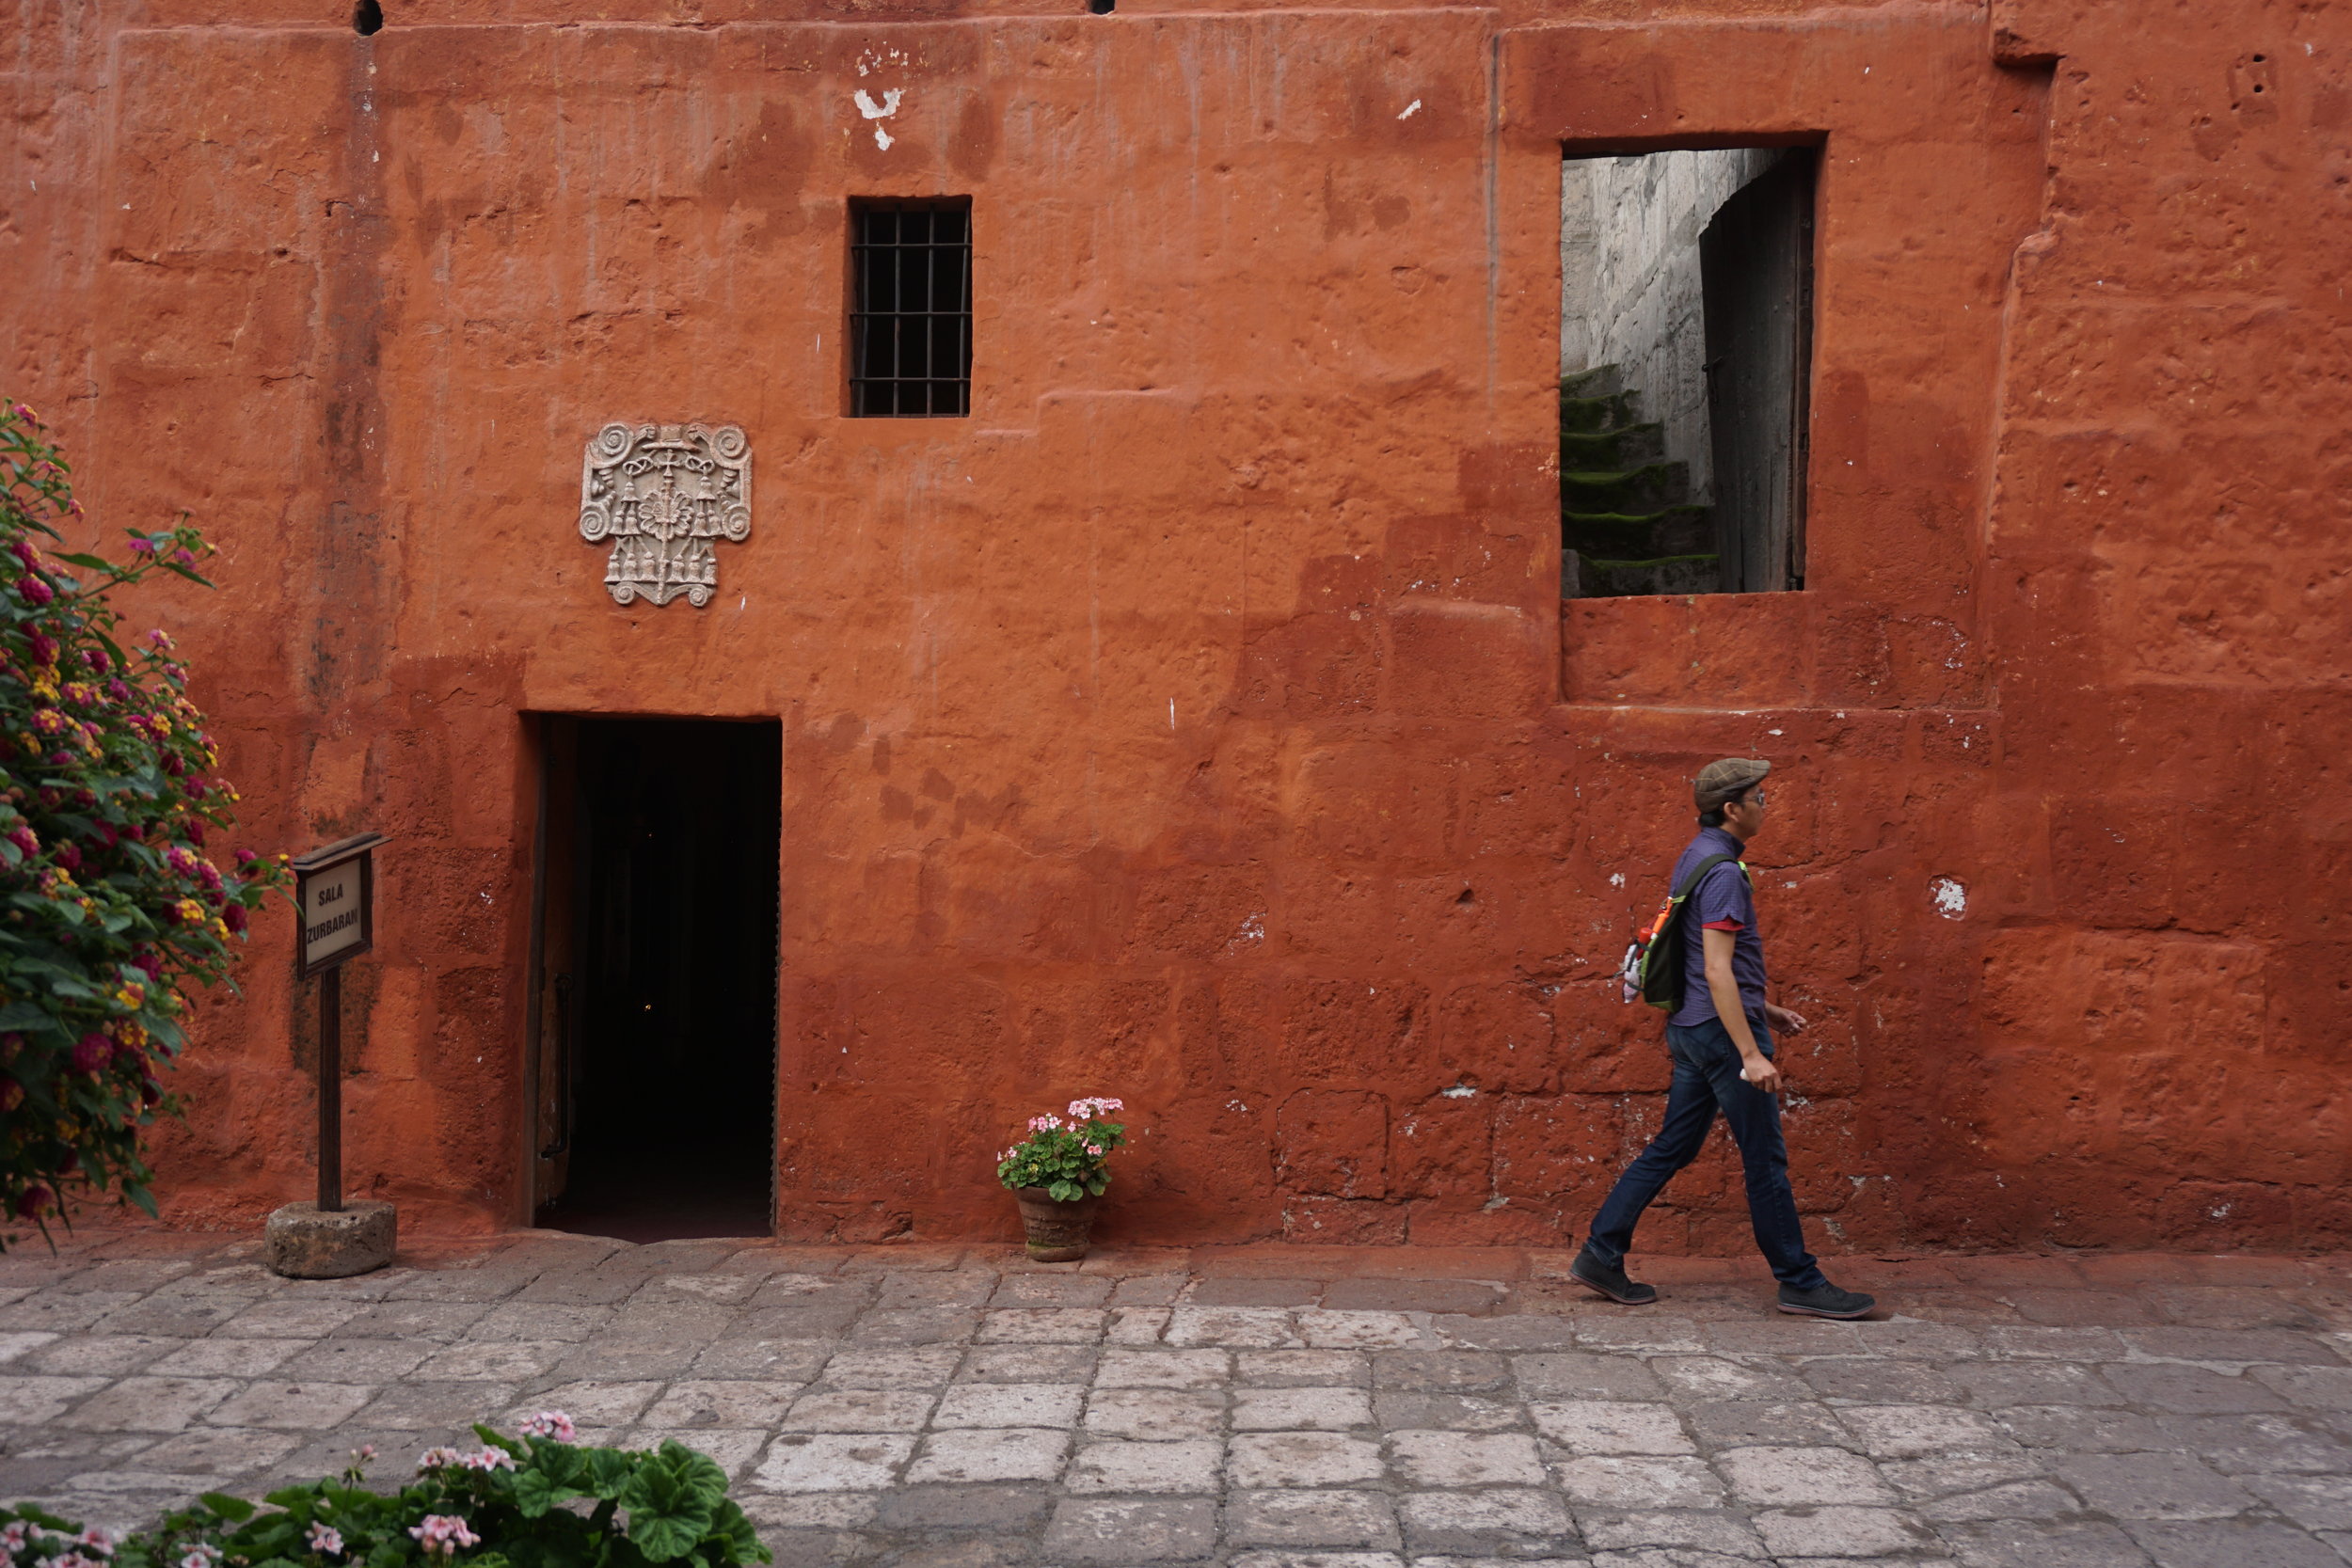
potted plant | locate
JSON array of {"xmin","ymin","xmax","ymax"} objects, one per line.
[{"xmin": 996, "ymin": 1097, "xmax": 1127, "ymax": 1260}]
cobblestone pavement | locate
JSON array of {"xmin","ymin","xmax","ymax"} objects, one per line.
[{"xmin": 2, "ymin": 1231, "xmax": 2349, "ymax": 1568}]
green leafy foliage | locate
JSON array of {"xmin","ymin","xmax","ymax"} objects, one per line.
[
  {"xmin": 1, "ymin": 1413, "xmax": 771, "ymax": 1568},
  {"xmin": 0, "ymin": 401, "xmax": 288, "ymax": 1243},
  {"xmin": 994, "ymin": 1096, "xmax": 1128, "ymax": 1200}
]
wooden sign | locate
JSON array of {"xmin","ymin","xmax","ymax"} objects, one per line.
[
  {"xmin": 293, "ymin": 833, "xmax": 387, "ymax": 978},
  {"xmin": 289, "ymin": 832, "xmax": 388, "ymax": 1214}
]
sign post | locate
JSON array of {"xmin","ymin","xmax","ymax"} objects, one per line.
[{"xmin": 266, "ymin": 833, "xmax": 392, "ymax": 1277}]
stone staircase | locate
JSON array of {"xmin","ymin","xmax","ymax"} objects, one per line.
[{"xmin": 1560, "ymin": 366, "xmax": 1718, "ymax": 597}]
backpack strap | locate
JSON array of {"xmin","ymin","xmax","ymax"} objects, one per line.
[{"xmin": 1670, "ymin": 852, "xmax": 1746, "ymax": 904}]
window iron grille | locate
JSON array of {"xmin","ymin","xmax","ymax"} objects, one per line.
[{"xmin": 850, "ymin": 200, "xmax": 973, "ymax": 418}]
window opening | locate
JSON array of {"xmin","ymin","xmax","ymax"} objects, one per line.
[
  {"xmin": 1559, "ymin": 147, "xmax": 1815, "ymax": 597},
  {"xmin": 850, "ymin": 199, "xmax": 973, "ymax": 418}
]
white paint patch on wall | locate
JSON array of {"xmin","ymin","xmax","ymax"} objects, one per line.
[
  {"xmin": 1560, "ymin": 149, "xmax": 1785, "ymax": 499},
  {"xmin": 854, "ymin": 87, "xmax": 903, "ymax": 150},
  {"xmin": 1931, "ymin": 877, "xmax": 1967, "ymax": 919}
]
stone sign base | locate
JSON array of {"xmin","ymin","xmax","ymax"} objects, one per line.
[{"xmin": 265, "ymin": 1199, "xmax": 396, "ymax": 1278}]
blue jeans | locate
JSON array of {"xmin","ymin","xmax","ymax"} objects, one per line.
[{"xmin": 1584, "ymin": 1017, "xmax": 1827, "ymax": 1291}]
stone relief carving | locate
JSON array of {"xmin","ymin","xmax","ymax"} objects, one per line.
[{"xmin": 579, "ymin": 422, "xmax": 751, "ymax": 607}]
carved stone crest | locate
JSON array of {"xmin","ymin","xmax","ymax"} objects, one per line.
[{"xmin": 579, "ymin": 422, "xmax": 751, "ymax": 607}]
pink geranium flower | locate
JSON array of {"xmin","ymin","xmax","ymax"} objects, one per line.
[{"xmin": 409, "ymin": 1517, "xmax": 479, "ymax": 1558}]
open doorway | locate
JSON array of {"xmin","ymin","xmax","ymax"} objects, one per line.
[
  {"xmin": 1560, "ymin": 145, "xmax": 1816, "ymax": 597},
  {"xmin": 528, "ymin": 716, "xmax": 781, "ymax": 1243}
]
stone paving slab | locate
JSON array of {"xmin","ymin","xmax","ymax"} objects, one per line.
[{"xmin": 0, "ymin": 1230, "xmax": 2347, "ymax": 1568}]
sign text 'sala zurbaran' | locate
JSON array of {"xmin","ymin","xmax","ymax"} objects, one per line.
[{"xmin": 296, "ymin": 841, "xmax": 376, "ymax": 976}]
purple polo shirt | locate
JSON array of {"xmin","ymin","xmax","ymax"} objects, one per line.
[{"xmin": 1666, "ymin": 826, "xmax": 1769, "ymax": 1031}]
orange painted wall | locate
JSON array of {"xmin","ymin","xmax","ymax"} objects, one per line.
[{"xmin": 3, "ymin": 0, "xmax": 2344, "ymax": 1250}]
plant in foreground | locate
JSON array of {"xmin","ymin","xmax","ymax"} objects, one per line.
[
  {"xmin": 0, "ymin": 400, "xmax": 287, "ymax": 1243},
  {"xmin": 0, "ymin": 1413, "xmax": 770, "ymax": 1568},
  {"xmin": 995, "ymin": 1096, "xmax": 1128, "ymax": 1201}
]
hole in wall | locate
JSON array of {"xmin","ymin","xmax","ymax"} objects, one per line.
[
  {"xmin": 352, "ymin": 0, "xmax": 382, "ymax": 33},
  {"xmin": 1089, "ymin": 0, "xmax": 1115, "ymax": 14}
]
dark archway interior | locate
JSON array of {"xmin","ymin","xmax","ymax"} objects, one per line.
[{"xmin": 535, "ymin": 718, "xmax": 779, "ymax": 1243}]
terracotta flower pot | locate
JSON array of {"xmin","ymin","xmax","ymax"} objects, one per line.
[{"xmin": 1013, "ymin": 1186, "xmax": 1101, "ymax": 1261}]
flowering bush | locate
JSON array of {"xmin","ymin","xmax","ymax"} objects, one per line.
[
  {"xmin": 0, "ymin": 402, "xmax": 285, "ymax": 1243},
  {"xmin": 0, "ymin": 1513, "xmax": 123, "ymax": 1568},
  {"xmin": 1, "ymin": 1413, "xmax": 770, "ymax": 1568},
  {"xmin": 995, "ymin": 1096, "xmax": 1128, "ymax": 1201}
]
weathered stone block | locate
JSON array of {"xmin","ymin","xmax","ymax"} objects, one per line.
[{"xmin": 263, "ymin": 1201, "xmax": 395, "ymax": 1280}]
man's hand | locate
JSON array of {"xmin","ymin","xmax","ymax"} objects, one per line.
[
  {"xmin": 1764, "ymin": 1003, "xmax": 1808, "ymax": 1035},
  {"xmin": 1739, "ymin": 1054, "xmax": 1783, "ymax": 1094}
]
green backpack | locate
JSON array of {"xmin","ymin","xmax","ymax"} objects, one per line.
[{"xmin": 1616, "ymin": 853, "xmax": 1747, "ymax": 1011}]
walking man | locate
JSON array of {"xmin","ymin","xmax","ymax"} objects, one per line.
[{"xmin": 1570, "ymin": 758, "xmax": 1877, "ymax": 1319}]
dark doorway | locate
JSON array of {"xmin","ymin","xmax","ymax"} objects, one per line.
[
  {"xmin": 1700, "ymin": 150, "xmax": 1815, "ymax": 594},
  {"xmin": 528, "ymin": 717, "xmax": 780, "ymax": 1243}
]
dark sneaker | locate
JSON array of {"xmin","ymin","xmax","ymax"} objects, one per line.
[
  {"xmin": 1777, "ymin": 1282, "xmax": 1878, "ymax": 1319},
  {"xmin": 1568, "ymin": 1246, "xmax": 1660, "ymax": 1306}
]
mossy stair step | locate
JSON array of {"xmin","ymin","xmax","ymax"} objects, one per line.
[
  {"xmin": 1561, "ymin": 422, "xmax": 1665, "ymax": 471},
  {"xmin": 1559, "ymin": 365, "xmax": 1719, "ymax": 598},
  {"xmin": 1560, "ymin": 388, "xmax": 1641, "ymax": 436},
  {"xmin": 1563, "ymin": 505, "xmax": 1712, "ymax": 561},
  {"xmin": 1564, "ymin": 461, "xmax": 1691, "ymax": 515}
]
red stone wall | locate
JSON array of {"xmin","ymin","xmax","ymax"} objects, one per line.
[{"xmin": 2, "ymin": 0, "xmax": 2344, "ymax": 1249}]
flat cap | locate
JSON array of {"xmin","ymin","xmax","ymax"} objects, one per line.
[{"xmin": 1693, "ymin": 757, "xmax": 1772, "ymax": 810}]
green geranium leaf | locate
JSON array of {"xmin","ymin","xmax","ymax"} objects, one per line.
[
  {"xmin": 617, "ymin": 1444, "xmax": 725, "ymax": 1562},
  {"xmin": 582, "ymin": 1446, "xmax": 636, "ymax": 1498},
  {"xmin": 707, "ymin": 1502, "xmax": 767, "ymax": 1566},
  {"xmin": 199, "ymin": 1492, "xmax": 258, "ymax": 1522},
  {"xmin": 513, "ymin": 1468, "xmax": 582, "ymax": 1520}
]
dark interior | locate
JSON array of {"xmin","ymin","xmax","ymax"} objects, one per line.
[{"xmin": 534, "ymin": 718, "xmax": 779, "ymax": 1243}]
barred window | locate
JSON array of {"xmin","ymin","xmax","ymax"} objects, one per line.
[{"xmin": 849, "ymin": 199, "xmax": 973, "ymax": 419}]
